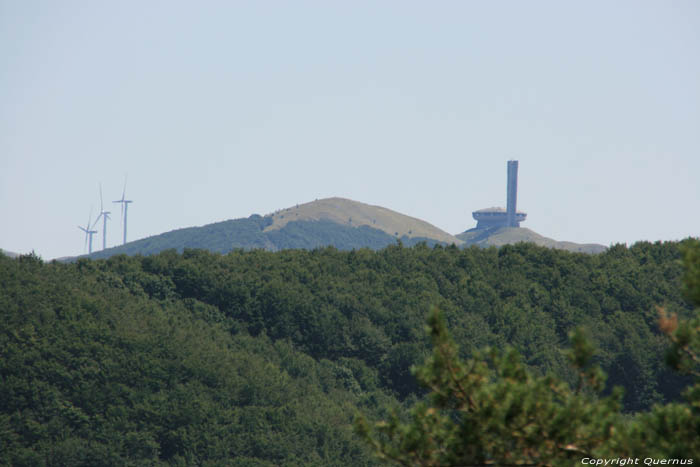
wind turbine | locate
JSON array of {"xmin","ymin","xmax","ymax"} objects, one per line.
[
  {"xmin": 78, "ymin": 209, "xmax": 98, "ymax": 254},
  {"xmin": 113, "ymin": 176, "xmax": 133, "ymax": 245},
  {"xmin": 93, "ymin": 183, "xmax": 111, "ymax": 250}
]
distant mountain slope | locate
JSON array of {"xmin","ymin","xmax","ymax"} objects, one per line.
[
  {"xmin": 267, "ymin": 198, "xmax": 462, "ymax": 245},
  {"xmin": 88, "ymin": 214, "xmax": 275, "ymax": 259},
  {"xmin": 457, "ymin": 227, "xmax": 607, "ymax": 254},
  {"xmin": 79, "ymin": 198, "xmax": 606, "ymax": 260},
  {"xmin": 85, "ymin": 198, "xmax": 460, "ymax": 260},
  {"xmin": 0, "ymin": 249, "xmax": 20, "ymax": 258}
]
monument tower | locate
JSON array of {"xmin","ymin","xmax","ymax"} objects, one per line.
[
  {"xmin": 472, "ymin": 160, "xmax": 526, "ymax": 229},
  {"xmin": 506, "ymin": 160, "xmax": 518, "ymax": 227}
]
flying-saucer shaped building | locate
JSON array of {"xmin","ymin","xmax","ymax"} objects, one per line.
[{"xmin": 472, "ymin": 161, "xmax": 527, "ymax": 229}]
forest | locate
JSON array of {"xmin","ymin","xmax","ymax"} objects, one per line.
[{"xmin": 1, "ymin": 239, "xmax": 698, "ymax": 465}]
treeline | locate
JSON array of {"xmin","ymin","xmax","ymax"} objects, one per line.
[{"xmin": 0, "ymin": 240, "xmax": 696, "ymax": 464}]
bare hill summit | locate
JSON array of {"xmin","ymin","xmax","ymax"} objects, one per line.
[{"xmin": 266, "ymin": 197, "xmax": 462, "ymax": 245}]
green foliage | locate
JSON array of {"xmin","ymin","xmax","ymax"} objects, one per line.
[
  {"xmin": 609, "ymin": 238, "xmax": 700, "ymax": 458},
  {"xmin": 115, "ymin": 240, "xmax": 690, "ymax": 411},
  {"xmin": 357, "ymin": 241, "xmax": 700, "ymax": 464},
  {"xmin": 2, "ymin": 239, "xmax": 697, "ymax": 464},
  {"xmin": 357, "ymin": 310, "xmax": 624, "ymax": 465},
  {"xmin": 0, "ymin": 254, "xmax": 384, "ymax": 465},
  {"xmin": 681, "ymin": 239, "xmax": 700, "ymax": 309}
]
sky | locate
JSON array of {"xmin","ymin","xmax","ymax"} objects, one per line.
[{"xmin": 1, "ymin": 1, "xmax": 699, "ymax": 260}]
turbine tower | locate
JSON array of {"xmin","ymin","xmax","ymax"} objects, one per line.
[
  {"xmin": 93, "ymin": 183, "xmax": 111, "ymax": 250},
  {"xmin": 78, "ymin": 210, "xmax": 98, "ymax": 254},
  {"xmin": 113, "ymin": 177, "xmax": 133, "ymax": 245}
]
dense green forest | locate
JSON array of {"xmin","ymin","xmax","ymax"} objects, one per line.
[
  {"xmin": 359, "ymin": 241, "xmax": 700, "ymax": 464},
  {"xmin": 1, "ymin": 240, "xmax": 697, "ymax": 464}
]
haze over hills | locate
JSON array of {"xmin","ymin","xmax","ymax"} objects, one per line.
[
  {"xmin": 266, "ymin": 197, "xmax": 461, "ymax": 245},
  {"xmin": 457, "ymin": 227, "xmax": 607, "ymax": 254},
  {"xmin": 0, "ymin": 249, "xmax": 20, "ymax": 258},
  {"xmin": 77, "ymin": 197, "xmax": 607, "ymax": 260},
  {"xmin": 84, "ymin": 198, "xmax": 460, "ymax": 260}
]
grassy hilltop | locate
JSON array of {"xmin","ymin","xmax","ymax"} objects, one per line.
[{"xmin": 265, "ymin": 197, "xmax": 462, "ymax": 245}]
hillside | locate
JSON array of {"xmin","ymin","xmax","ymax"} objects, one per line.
[
  {"xmin": 86, "ymin": 198, "xmax": 461, "ymax": 259},
  {"xmin": 0, "ymin": 248, "xmax": 20, "ymax": 258},
  {"xmin": 78, "ymin": 197, "xmax": 611, "ymax": 260},
  {"xmin": 2, "ymin": 240, "xmax": 698, "ymax": 463},
  {"xmin": 457, "ymin": 227, "xmax": 607, "ymax": 254},
  {"xmin": 266, "ymin": 198, "xmax": 462, "ymax": 245}
]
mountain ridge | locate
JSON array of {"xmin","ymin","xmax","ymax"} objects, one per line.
[{"xmin": 79, "ymin": 197, "xmax": 605, "ymax": 259}]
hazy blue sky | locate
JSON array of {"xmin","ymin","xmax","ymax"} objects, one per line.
[{"xmin": 2, "ymin": 1, "xmax": 698, "ymax": 259}]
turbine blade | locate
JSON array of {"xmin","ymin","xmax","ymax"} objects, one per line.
[
  {"xmin": 92, "ymin": 212, "xmax": 102, "ymax": 230},
  {"xmin": 99, "ymin": 183, "xmax": 104, "ymax": 212},
  {"xmin": 122, "ymin": 175, "xmax": 128, "ymax": 200}
]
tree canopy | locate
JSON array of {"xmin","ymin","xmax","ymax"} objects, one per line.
[
  {"xmin": 358, "ymin": 240, "xmax": 700, "ymax": 464},
  {"xmin": 1, "ymin": 239, "xmax": 697, "ymax": 464}
]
